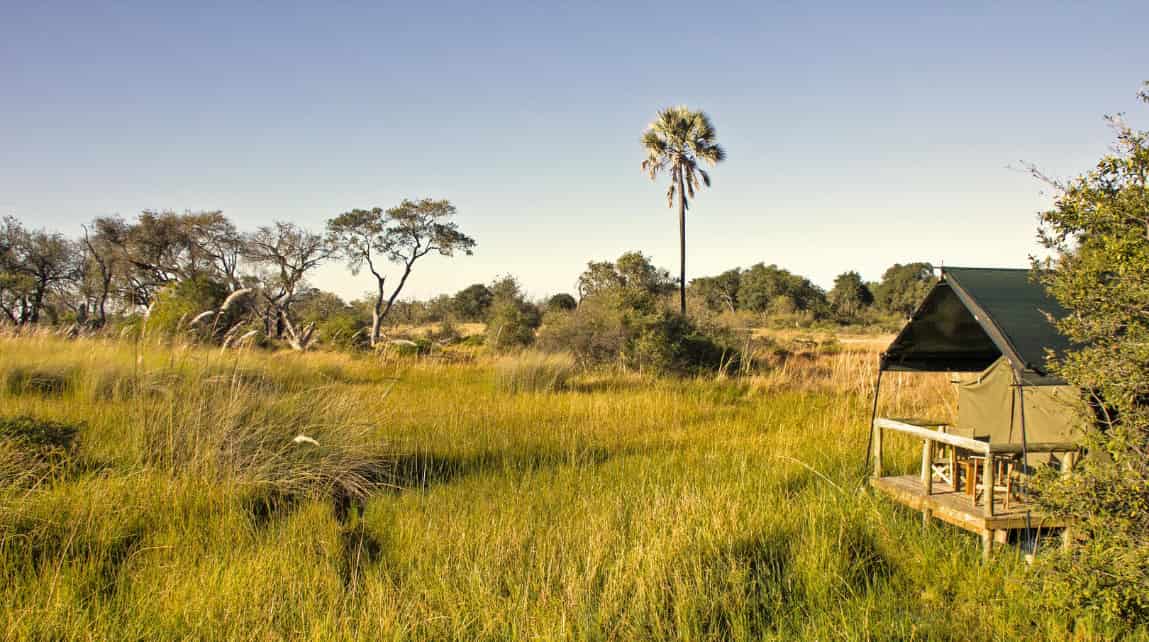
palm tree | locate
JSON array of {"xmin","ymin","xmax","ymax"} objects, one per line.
[{"xmin": 641, "ymin": 106, "xmax": 725, "ymax": 315}]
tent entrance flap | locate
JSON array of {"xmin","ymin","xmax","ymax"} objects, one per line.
[
  {"xmin": 879, "ymin": 268, "xmax": 1070, "ymax": 383},
  {"xmin": 881, "ymin": 282, "xmax": 1001, "ymax": 373}
]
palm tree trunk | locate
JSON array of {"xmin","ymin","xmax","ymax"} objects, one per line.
[{"xmin": 677, "ymin": 172, "xmax": 687, "ymax": 316}]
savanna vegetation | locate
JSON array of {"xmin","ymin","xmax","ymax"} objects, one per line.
[
  {"xmin": 0, "ymin": 332, "xmax": 1107, "ymax": 640},
  {"xmin": 3, "ymin": 90, "xmax": 1149, "ymax": 640}
]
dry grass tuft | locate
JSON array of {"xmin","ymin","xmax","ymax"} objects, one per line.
[{"xmin": 494, "ymin": 350, "xmax": 577, "ymax": 394}]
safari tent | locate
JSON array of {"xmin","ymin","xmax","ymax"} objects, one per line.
[{"xmin": 869, "ymin": 267, "xmax": 1084, "ymax": 557}]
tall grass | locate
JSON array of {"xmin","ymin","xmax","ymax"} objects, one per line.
[
  {"xmin": 494, "ymin": 350, "xmax": 577, "ymax": 393},
  {"xmin": 0, "ymin": 335, "xmax": 1122, "ymax": 639}
]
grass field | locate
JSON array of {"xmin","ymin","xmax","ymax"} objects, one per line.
[{"xmin": 0, "ymin": 334, "xmax": 1092, "ymax": 640}]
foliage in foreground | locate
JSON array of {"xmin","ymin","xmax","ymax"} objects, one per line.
[
  {"xmin": 0, "ymin": 335, "xmax": 1135, "ymax": 640},
  {"xmin": 1031, "ymin": 84, "xmax": 1149, "ymax": 625}
]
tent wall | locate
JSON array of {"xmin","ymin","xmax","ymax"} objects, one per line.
[{"xmin": 956, "ymin": 357, "xmax": 1082, "ymax": 444}]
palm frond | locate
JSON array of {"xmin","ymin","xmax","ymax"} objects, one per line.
[{"xmin": 641, "ymin": 106, "xmax": 723, "ymax": 205}]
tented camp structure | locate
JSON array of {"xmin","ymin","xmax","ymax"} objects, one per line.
[{"xmin": 869, "ymin": 267, "xmax": 1084, "ymax": 558}]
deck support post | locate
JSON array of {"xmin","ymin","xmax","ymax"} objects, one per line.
[
  {"xmin": 983, "ymin": 454, "xmax": 994, "ymax": 517},
  {"xmin": 872, "ymin": 421, "xmax": 883, "ymax": 478},
  {"xmin": 982, "ymin": 530, "xmax": 994, "ymax": 561},
  {"xmin": 920, "ymin": 438, "xmax": 934, "ymax": 527},
  {"xmin": 920, "ymin": 439, "xmax": 934, "ymax": 494}
]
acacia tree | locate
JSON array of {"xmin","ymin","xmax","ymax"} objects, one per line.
[
  {"xmin": 91, "ymin": 210, "xmax": 243, "ymax": 309},
  {"xmin": 0, "ymin": 217, "xmax": 76, "ymax": 324},
  {"xmin": 326, "ymin": 199, "xmax": 475, "ymax": 347},
  {"xmin": 243, "ymin": 222, "xmax": 332, "ymax": 351},
  {"xmin": 1030, "ymin": 84, "xmax": 1149, "ymax": 625},
  {"xmin": 641, "ymin": 106, "xmax": 725, "ymax": 315}
]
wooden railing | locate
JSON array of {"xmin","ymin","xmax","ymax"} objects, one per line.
[{"xmin": 872, "ymin": 418, "xmax": 1078, "ymax": 517}]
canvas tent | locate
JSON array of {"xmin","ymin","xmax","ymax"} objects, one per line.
[{"xmin": 879, "ymin": 267, "xmax": 1083, "ymax": 449}]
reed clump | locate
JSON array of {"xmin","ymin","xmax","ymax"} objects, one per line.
[{"xmin": 493, "ymin": 350, "xmax": 577, "ymax": 394}]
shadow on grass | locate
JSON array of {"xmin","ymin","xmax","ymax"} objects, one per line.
[
  {"xmin": 649, "ymin": 531, "xmax": 799, "ymax": 640},
  {"xmin": 0, "ymin": 415, "xmax": 109, "ymax": 484},
  {"xmin": 567, "ymin": 378, "xmax": 656, "ymax": 394},
  {"xmin": 840, "ymin": 524, "xmax": 895, "ymax": 592},
  {"xmin": 243, "ymin": 445, "xmax": 637, "ymax": 533},
  {"xmin": 3, "ymin": 367, "xmax": 75, "ymax": 397},
  {"xmin": 339, "ymin": 524, "xmax": 384, "ymax": 592},
  {"xmin": 89, "ymin": 529, "xmax": 145, "ymax": 598},
  {"xmin": 385, "ymin": 445, "xmax": 620, "ymax": 491},
  {"xmin": 8, "ymin": 516, "xmax": 145, "ymax": 600},
  {"xmin": 242, "ymin": 489, "xmax": 300, "ymax": 531}
]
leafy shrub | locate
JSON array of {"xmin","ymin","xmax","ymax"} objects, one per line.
[
  {"xmin": 316, "ymin": 312, "xmax": 368, "ymax": 351},
  {"xmin": 430, "ymin": 316, "xmax": 461, "ymax": 343},
  {"xmin": 1025, "ymin": 85, "xmax": 1149, "ymax": 629},
  {"xmin": 460, "ymin": 334, "xmax": 486, "ymax": 347},
  {"xmin": 485, "ymin": 277, "xmax": 541, "ymax": 351},
  {"xmin": 146, "ymin": 277, "xmax": 230, "ymax": 337},
  {"xmin": 494, "ymin": 351, "xmax": 576, "ymax": 393},
  {"xmin": 537, "ymin": 298, "xmax": 626, "ymax": 366},
  {"xmin": 628, "ymin": 312, "xmax": 738, "ymax": 375},
  {"xmin": 385, "ymin": 339, "xmax": 431, "ymax": 357},
  {"xmin": 538, "ymin": 297, "xmax": 738, "ymax": 375}
]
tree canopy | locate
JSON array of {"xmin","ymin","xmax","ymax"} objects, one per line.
[
  {"xmin": 326, "ymin": 198, "xmax": 475, "ymax": 346},
  {"xmin": 873, "ymin": 262, "xmax": 934, "ymax": 317},
  {"xmin": 828, "ymin": 271, "xmax": 874, "ymax": 319}
]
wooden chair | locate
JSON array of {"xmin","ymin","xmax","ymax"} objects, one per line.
[{"xmin": 962, "ymin": 454, "xmax": 1020, "ymax": 509}]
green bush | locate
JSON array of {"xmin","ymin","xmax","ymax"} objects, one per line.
[
  {"xmin": 146, "ymin": 277, "xmax": 230, "ymax": 338},
  {"xmin": 1026, "ymin": 84, "xmax": 1149, "ymax": 630},
  {"xmin": 461, "ymin": 334, "xmax": 486, "ymax": 347},
  {"xmin": 385, "ymin": 339, "xmax": 431, "ymax": 357},
  {"xmin": 315, "ymin": 312, "xmax": 368, "ymax": 351},
  {"xmin": 537, "ymin": 298, "xmax": 626, "ymax": 366},
  {"xmin": 627, "ymin": 312, "xmax": 738, "ymax": 375},
  {"xmin": 485, "ymin": 277, "xmax": 541, "ymax": 351},
  {"xmin": 538, "ymin": 297, "xmax": 738, "ymax": 375}
]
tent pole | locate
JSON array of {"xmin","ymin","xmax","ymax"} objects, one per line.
[
  {"xmin": 1015, "ymin": 372, "xmax": 1034, "ymax": 554},
  {"xmin": 863, "ymin": 364, "xmax": 885, "ymax": 483}
]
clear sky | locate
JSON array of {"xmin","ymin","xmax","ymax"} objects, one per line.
[{"xmin": 2, "ymin": 1, "xmax": 1147, "ymax": 302}]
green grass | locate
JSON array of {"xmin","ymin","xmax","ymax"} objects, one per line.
[{"xmin": 0, "ymin": 336, "xmax": 1107, "ymax": 640}]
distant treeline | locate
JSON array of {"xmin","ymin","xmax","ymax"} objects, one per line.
[
  {"xmin": 0, "ymin": 203, "xmax": 474, "ymax": 350},
  {"xmin": 1, "ymin": 208, "xmax": 932, "ymax": 353},
  {"xmin": 396, "ymin": 259, "xmax": 934, "ymax": 329}
]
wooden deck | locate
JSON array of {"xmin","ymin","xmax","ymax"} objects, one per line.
[
  {"xmin": 872, "ymin": 475, "xmax": 1066, "ymax": 557},
  {"xmin": 870, "ymin": 418, "xmax": 1077, "ymax": 558}
]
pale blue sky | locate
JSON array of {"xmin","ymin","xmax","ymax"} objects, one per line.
[{"xmin": 2, "ymin": 1, "xmax": 1146, "ymax": 301}]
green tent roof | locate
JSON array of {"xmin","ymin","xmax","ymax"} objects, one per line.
[{"xmin": 881, "ymin": 267, "xmax": 1070, "ymax": 384}]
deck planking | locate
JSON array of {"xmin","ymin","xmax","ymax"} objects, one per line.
[{"xmin": 870, "ymin": 475, "xmax": 1066, "ymax": 534}]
